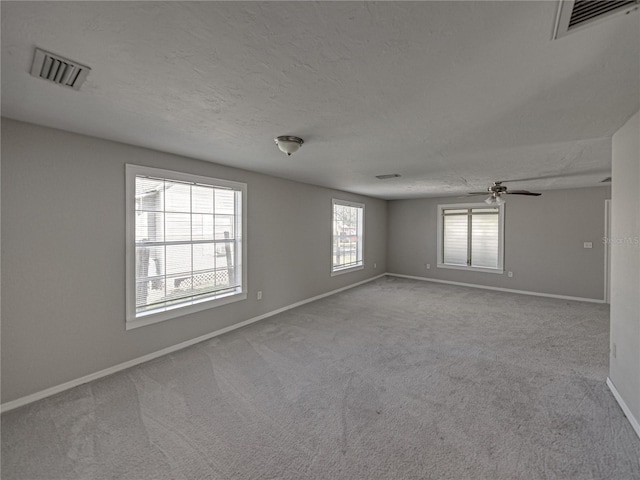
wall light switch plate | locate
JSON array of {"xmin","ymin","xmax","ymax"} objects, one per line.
[
  {"xmin": 508, "ymin": 271, "xmax": 513, "ymax": 278},
  {"xmin": 584, "ymin": 242, "xmax": 593, "ymax": 249}
]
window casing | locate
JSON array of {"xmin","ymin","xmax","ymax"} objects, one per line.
[
  {"xmin": 126, "ymin": 165, "xmax": 247, "ymax": 329},
  {"xmin": 437, "ymin": 203, "xmax": 504, "ymax": 274},
  {"xmin": 332, "ymin": 199, "xmax": 364, "ymax": 275}
]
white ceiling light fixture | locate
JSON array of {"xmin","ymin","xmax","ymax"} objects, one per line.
[
  {"xmin": 484, "ymin": 193, "xmax": 505, "ymax": 205},
  {"xmin": 274, "ymin": 136, "xmax": 304, "ymax": 156}
]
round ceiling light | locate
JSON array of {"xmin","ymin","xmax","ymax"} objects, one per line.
[{"xmin": 274, "ymin": 136, "xmax": 304, "ymax": 156}]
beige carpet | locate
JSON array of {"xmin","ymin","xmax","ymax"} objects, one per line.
[{"xmin": 2, "ymin": 276, "xmax": 639, "ymax": 479}]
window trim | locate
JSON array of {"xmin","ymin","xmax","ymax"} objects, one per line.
[
  {"xmin": 331, "ymin": 198, "xmax": 365, "ymax": 276},
  {"xmin": 125, "ymin": 164, "xmax": 247, "ymax": 330},
  {"xmin": 436, "ymin": 202, "xmax": 505, "ymax": 274}
]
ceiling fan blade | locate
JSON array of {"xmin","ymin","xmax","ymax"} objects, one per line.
[
  {"xmin": 500, "ymin": 169, "xmax": 610, "ymax": 184},
  {"xmin": 506, "ymin": 191, "xmax": 541, "ymax": 196},
  {"xmin": 467, "ymin": 192, "xmax": 489, "ymax": 195}
]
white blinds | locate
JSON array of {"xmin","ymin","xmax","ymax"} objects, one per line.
[
  {"xmin": 443, "ymin": 214, "xmax": 468, "ymax": 265},
  {"xmin": 471, "ymin": 213, "xmax": 499, "ymax": 268},
  {"xmin": 135, "ymin": 175, "xmax": 242, "ymax": 316},
  {"xmin": 442, "ymin": 207, "xmax": 500, "ymax": 269}
]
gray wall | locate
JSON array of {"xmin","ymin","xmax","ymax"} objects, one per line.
[
  {"xmin": 609, "ymin": 111, "xmax": 640, "ymax": 422},
  {"xmin": 1, "ymin": 119, "xmax": 388, "ymax": 403},
  {"xmin": 387, "ymin": 187, "xmax": 611, "ymax": 300}
]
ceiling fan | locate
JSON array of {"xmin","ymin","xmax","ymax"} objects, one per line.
[{"xmin": 468, "ymin": 181, "xmax": 541, "ymax": 205}]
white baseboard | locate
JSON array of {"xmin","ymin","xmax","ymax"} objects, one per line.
[
  {"xmin": 387, "ymin": 273, "xmax": 605, "ymax": 304},
  {"xmin": 1, "ymin": 274, "xmax": 385, "ymax": 414},
  {"xmin": 607, "ymin": 378, "xmax": 640, "ymax": 439}
]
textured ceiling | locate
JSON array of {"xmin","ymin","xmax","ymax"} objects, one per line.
[{"xmin": 2, "ymin": 1, "xmax": 638, "ymax": 199}]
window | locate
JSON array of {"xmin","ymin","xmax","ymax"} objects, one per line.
[
  {"xmin": 437, "ymin": 203, "xmax": 504, "ymax": 274},
  {"xmin": 126, "ymin": 165, "xmax": 247, "ymax": 329},
  {"xmin": 332, "ymin": 199, "xmax": 364, "ymax": 274}
]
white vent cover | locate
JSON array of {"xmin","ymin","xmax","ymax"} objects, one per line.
[
  {"xmin": 554, "ymin": 0, "xmax": 639, "ymax": 38},
  {"xmin": 30, "ymin": 48, "xmax": 91, "ymax": 90}
]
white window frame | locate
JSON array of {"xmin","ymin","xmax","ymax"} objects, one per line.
[
  {"xmin": 125, "ymin": 164, "xmax": 247, "ymax": 330},
  {"xmin": 436, "ymin": 202, "xmax": 505, "ymax": 274},
  {"xmin": 331, "ymin": 199, "xmax": 365, "ymax": 275}
]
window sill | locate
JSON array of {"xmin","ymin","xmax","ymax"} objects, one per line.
[
  {"xmin": 126, "ymin": 291, "xmax": 247, "ymax": 330},
  {"xmin": 437, "ymin": 263, "xmax": 504, "ymax": 275},
  {"xmin": 331, "ymin": 264, "xmax": 364, "ymax": 276}
]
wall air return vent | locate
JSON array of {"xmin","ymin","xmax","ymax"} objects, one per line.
[
  {"xmin": 554, "ymin": 0, "xmax": 639, "ymax": 38},
  {"xmin": 30, "ymin": 48, "xmax": 91, "ymax": 90}
]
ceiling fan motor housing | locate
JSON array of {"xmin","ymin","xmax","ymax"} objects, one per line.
[{"xmin": 489, "ymin": 182, "xmax": 508, "ymax": 194}]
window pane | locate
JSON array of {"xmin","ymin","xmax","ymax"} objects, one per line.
[
  {"xmin": 192, "ymin": 214, "xmax": 214, "ymax": 241},
  {"xmin": 136, "ymin": 281, "xmax": 154, "ymax": 309},
  {"xmin": 443, "ymin": 208, "xmax": 468, "ymax": 215},
  {"xmin": 166, "ymin": 244, "xmax": 192, "ymax": 275},
  {"xmin": 215, "ymin": 215, "xmax": 235, "ymax": 240},
  {"xmin": 471, "ymin": 213, "xmax": 499, "ymax": 268},
  {"xmin": 135, "ymin": 245, "xmax": 164, "ymax": 305},
  {"xmin": 215, "ymin": 189, "xmax": 235, "ymax": 215},
  {"xmin": 136, "ymin": 211, "xmax": 164, "ymax": 243},
  {"xmin": 193, "ymin": 243, "xmax": 215, "ymax": 272},
  {"xmin": 192, "ymin": 185, "xmax": 214, "ymax": 214},
  {"xmin": 443, "ymin": 215, "xmax": 468, "ymax": 265},
  {"xmin": 141, "ymin": 245, "xmax": 164, "ymax": 277},
  {"xmin": 472, "ymin": 207, "xmax": 498, "ymax": 214},
  {"xmin": 136, "ymin": 177, "xmax": 164, "ymax": 211},
  {"xmin": 165, "ymin": 182, "xmax": 191, "ymax": 212},
  {"xmin": 165, "ymin": 213, "xmax": 191, "ymax": 242},
  {"xmin": 165, "ymin": 273, "xmax": 194, "ymax": 302},
  {"xmin": 191, "ymin": 270, "xmax": 218, "ymax": 295},
  {"xmin": 215, "ymin": 245, "xmax": 236, "ymax": 287}
]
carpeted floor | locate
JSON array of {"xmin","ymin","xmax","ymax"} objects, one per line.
[{"xmin": 2, "ymin": 276, "xmax": 639, "ymax": 479}]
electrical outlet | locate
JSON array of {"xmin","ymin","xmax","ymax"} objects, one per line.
[
  {"xmin": 584, "ymin": 242, "xmax": 593, "ymax": 249},
  {"xmin": 508, "ymin": 271, "xmax": 513, "ymax": 278},
  {"xmin": 426, "ymin": 263, "xmax": 431, "ymax": 269},
  {"xmin": 257, "ymin": 291, "xmax": 262, "ymax": 300},
  {"xmin": 374, "ymin": 263, "xmax": 377, "ymax": 269}
]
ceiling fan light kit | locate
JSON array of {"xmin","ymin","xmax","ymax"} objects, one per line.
[
  {"xmin": 274, "ymin": 136, "xmax": 304, "ymax": 156},
  {"xmin": 485, "ymin": 193, "xmax": 505, "ymax": 205}
]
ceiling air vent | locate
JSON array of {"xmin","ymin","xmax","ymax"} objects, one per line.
[
  {"xmin": 30, "ymin": 48, "xmax": 91, "ymax": 90},
  {"xmin": 554, "ymin": 0, "xmax": 639, "ymax": 38}
]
